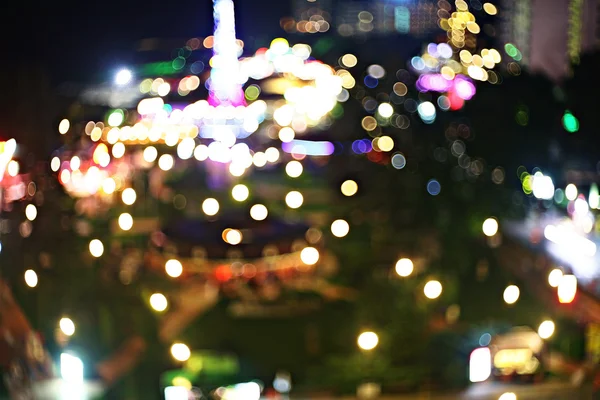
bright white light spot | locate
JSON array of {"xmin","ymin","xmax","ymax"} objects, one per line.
[
  {"xmin": 118, "ymin": 213, "xmax": 133, "ymax": 231},
  {"xmin": 566, "ymin": 184, "xmax": 578, "ymax": 201},
  {"xmin": 250, "ymin": 204, "xmax": 268, "ymax": 221},
  {"xmin": 25, "ymin": 204, "xmax": 37, "ymax": 221},
  {"xmin": 395, "ymin": 258, "xmax": 414, "ymax": 277},
  {"xmin": 532, "ymin": 174, "xmax": 554, "ymax": 200},
  {"xmin": 503, "ymin": 285, "xmax": 520, "ymax": 304},
  {"xmin": 122, "ymin": 188, "xmax": 137, "ymax": 205},
  {"xmin": 51, "ymin": 157, "xmax": 61, "ymax": 172},
  {"xmin": 265, "ymin": 147, "xmax": 280, "ymax": 163},
  {"xmin": 482, "ymin": 218, "xmax": 499, "ymax": 237},
  {"xmin": 143, "ymin": 146, "xmax": 158, "ymax": 163},
  {"xmin": 115, "ymin": 69, "xmax": 133, "ymax": 86},
  {"xmin": 150, "ymin": 293, "xmax": 168, "ymax": 312},
  {"xmin": 177, "ymin": 138, "xmax": 195, "ymax": 160},
  {"xmin": 538, "ymin": 320, "xmax": 555, "ymax": 339},
  {"xmin": 253, "ymin": 152, "xmax": 267, "ymax": 167},
  {"xmin": 165, "ymin": 259, "xmax": 183, "ymax": 278},
  {"xmin": 498, "ymin": 393, "xmax": 517, "ymax": 400},
  {"xmin": 357, "ymin": 331, "xmax": 379, "ymax": 350},
  {"xmin": 194, "ymin": 144, "xmax": 209, "ymax": 161},
  {"xmin": 170, "ymin": 343, "xmax": 191, "ymax": 362},
  {"xmin": 469, "ymin": 347, "xmax": 491, "ymax": 382},
  {"xmin": 89, "ymin": 239, "xmax": 104, "ymax": 258},
  {"xmin": 331, "ymin": 219, "xmax": 350, "ymax": 237},
  {"xmin": 232, "ymin": 184, "xmax": 249, "ymax": 202},
  {"xmin": 61, "ymin": 353, "xmax": 84, "ymax": 383},
  {"xmin": 59, "ymin": 318, "xmax": 76, "ymax": 336},
  {"xmin": 285, "ymin": 161, "xmax": 303, "ymax": 178},
  {"xmin": 165, "ymin": 386, "xmax": 189, "ymax": 400},
  {"xmin": 285, "ymin": 191, "xmax": 304, "ymax": 209},
  {"xmin": 341, "ymin": 180, "xmax": 358, "ymax": 196},
  {"xmin": 377, "ymin": 136, "xmax": 394, "ymax": 152},
  {"xmin": 159, "ymin": 154, "xmax": 174, "ymax": 171},
  {"xmin": 544, "ymin": 224, "xmax": 596, "ymax": 257},
  {"xmin": 7, "ymin": 160, "xmax": 19, "ymax": 177},
  {"xmin": 111, "ymin": 142, "xmax": 125, "ymax": 159},
  {"xmin": 378, "ymin": 103, "xmax": 394, "ymax": 118},
  {"xmin": 59, "ymin": 119, "xmax": 70, "ymax": 134},
  {"xmin": 279, "ymin": 127, "xmax": 295, "ymax": 143},
  {"xmin": 107, "ymin": 110, "xmax": 124, "ymax": 127},
  {"xmin": 225, "ymin": 229, "xmax": 243, "ymax": 245},
  {"xmin": 417, "ymin": 101, "xmax": 436, "ymax": 122},
  {"xmin": 558, "ymin": 274, "xmax": 577, "ymax": 304},
  {"xmin": 24, "ymin": 269, "xmax": 38, "ymax": 288},
  {"xmin": 424, "ymin": 280, "xmax": 442, "ymax": 299},
  {"xmin": 202, "ymin": 198, "xmax": 220, "ymax": 216},
  {"xmin": 300, "ymin": 247, "xmax": 320, "ymax": 265},
  {"xmin": 548, "ymin": 269, "xmax": 563, "ymax": 288},
  {"xmin": 574, "ymin": 198, "xmax": 589, "ymax": 215}
]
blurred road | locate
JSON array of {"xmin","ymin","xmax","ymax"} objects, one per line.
[{"xmin": 296, "ymin": 381, "xmax": 594, "ymax": 400}]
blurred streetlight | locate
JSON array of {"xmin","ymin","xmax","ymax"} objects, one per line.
[
  {"xmin": 59, "ymin": 318, "xmax": 75, "ymax": 336},
  {"xmin": 395, "ymin": 258, "xmax": 414, "ymax": 277},
  {"xmin": 89, "ymin": 239, "xmax": 104, "ymax": 258},
  {"xmin": 165, "ymin": 259, "xmax": 183, "ymax": 278},
  {"xmin": 482, "ymin": 218, "xmax": 499, "ymax": 237},
  {"xmin": 330, "ymin": 219, "xmax": 350, "ymax": 238},
  {"xmin": 202, "ymin": 198, "xmax": 220, "ymax": 216},
  {"xmin": 25, "ymin": 204, "xmax": 38, "ymax": 221},
  {"xmin": 503, "ymin": 285, "xmax": 520, "ymax": 305},
  {"xmin": 498, "ymin": 393, "xmax": 517, "ymax": 400},
  {"xmin": 341, "ymin": 180, "xmax": 358, "ymax": 196},
  {"xmin": 548, "ymin": 269, "xmax": 563, "ymax": 288},
  {"xmin": 300, "ymin": 247, "xmax": 320, "ymax": 265},
  {"xmin": 118, "ymin": 213, "xmax": 133, "ymax": 231},
  {"xmin": 357, "ymin": 331, "xmax": 379, "ymax": 351},
  {"xmin": 424, "ymin": 280, "xmax": 442, "ymax": 299},
  {"xmin": 24, "ymin": 269, "xmax": 38, "ymax": 288},
  {"xmin": 150, "ymin": 293, "xmax": 168, "ymax": 312},
  {"xmin": 61, "ymin": 353, "xmax": 84, "ymax": 383},
  {"xmin": 115, "ymin": 69, "xmax": 133, "ymax": 86},
  {"xmin": 538, "ymin": 320, "xmax": 555, "ymax": 339},
  {"xmin": 170, "ymin": 343, "xmax": 191, "ymax": 362}
]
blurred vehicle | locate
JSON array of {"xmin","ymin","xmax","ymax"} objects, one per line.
[{"xmin": 489, "ymin": 327, "xmax": 547, "ymax": 382}]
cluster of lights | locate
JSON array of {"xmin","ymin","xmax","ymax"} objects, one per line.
[{"xmin": 394, "ymin": 257, "xmax": 442, "ymax": 300}]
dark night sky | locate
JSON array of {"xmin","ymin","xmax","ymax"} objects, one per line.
[{"xmin": 2, "ymin": 0, "xmax": 289, "ymax": 83}]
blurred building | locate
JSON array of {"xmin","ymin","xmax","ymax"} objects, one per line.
[
  {"xmin": 501, "ymin": 0, "xmax": 600, "ymax": 81},
  {"xmin": 289, "ymin": 0, "xmax": 439, "ymax": 37}
]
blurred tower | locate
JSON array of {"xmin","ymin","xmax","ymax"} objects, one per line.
[{"xmin": 501, "ymin": 0, "xmax": 600, "ymax": 81}]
